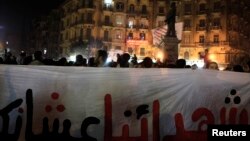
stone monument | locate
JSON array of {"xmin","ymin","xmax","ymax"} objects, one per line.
[{"xmin": 162, "ymin": 2, "xmax": 180, "ymax": 65}]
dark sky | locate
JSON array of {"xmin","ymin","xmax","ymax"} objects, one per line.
[{"xmin": 0, "ymin": 0, "xmax": 64, "ymax": 49}]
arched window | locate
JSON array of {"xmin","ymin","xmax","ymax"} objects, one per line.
[
  {"xmin": 129, "ymin": 4, "xmax": 135, "ymax": 12},
  {"xmin": 142, "ymin": 5, "xmax": 147, "ymax": 13},
  {"xmin": 184, "ymin": 51, "xmax": 189, "ymax": 60},
  {"xmin": 140, "ymin": 32, "xmax": 146, "ymax": 40}
]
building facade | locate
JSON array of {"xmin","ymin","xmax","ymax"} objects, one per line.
[
  {"xmin": 57, "ymin": 0, "xmax": 250, "ymax": 65},
  {"xmin": 177, "ymin": 0, "xmax": 250, "ymax": 67}
]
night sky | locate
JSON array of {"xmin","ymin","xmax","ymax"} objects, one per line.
[{"xmin": 0, "ymin": 0, "xmax": 65, "ymax": 50}]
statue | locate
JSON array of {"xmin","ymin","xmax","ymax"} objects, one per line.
[{"xmin": 165, "ymin": 2, "xmax": 176, "ymax": 37}]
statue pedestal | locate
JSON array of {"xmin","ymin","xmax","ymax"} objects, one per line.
[{"xmin": 161, "ymin": 36, "xmax": 180, "ymax": 65}]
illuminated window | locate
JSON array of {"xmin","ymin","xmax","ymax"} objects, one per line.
[
  {"xmin": 140, "ymin": 32, "xmax": 146, "ymax": 40},
  {"xmin": 184, "ymin": 51, "xmax": 189, "ymax": 60},
  {"xmin": 128, "ymin": 21, "xmax": 133, "ymax": 28},
  {"xmin": 115, "ymin": 30, "xmax": 122, "ymax": 39},
  {"xmin": 115, "ymin": 46, "xmax": 121, "ymax": 50},
  {"xmin": 116, "ymin": 15, "xmax": 123, "ymax": 25},
  {"xmin": 128, "ymin": 47, "xmax": 133, "ymax": 54},
  {"xmin": 140, "ymin": 48, "xmax": 145, "ymax": 56},
  {"xmin": 104, "ymin": 0, "xmax": 112, "ymax": 4}
]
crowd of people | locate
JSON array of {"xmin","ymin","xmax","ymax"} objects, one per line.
[{"xmin": 0, "ymin": 49, "xmax": 250, "ymax": 73}]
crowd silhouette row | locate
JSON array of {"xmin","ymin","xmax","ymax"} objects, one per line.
[{"xmin": 0, "ymin": 49, "xmax": 250, "ymax": 73}]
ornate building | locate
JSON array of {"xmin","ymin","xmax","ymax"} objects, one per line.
[
  {"xmin": 59, "ymin": 0, "xmax": 168, "ymax": 60},
  {"xmin": 177, "ymin": 0, "xmax": 250, "ymax": 67},
  {"xmin": 48, "ymin": 0, "xmax": 250, "ymax": 66}
]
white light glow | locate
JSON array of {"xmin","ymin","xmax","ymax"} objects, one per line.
[
  {"xmin": 104, "ymin": 0, "xmax": 112, "ymax": 4},
  {"xmin": 69, "ymin": 55, "xmax": 76, "ymax": 62},
  {"xmin": 186, "ymin": 60, "xmax": 205, "ymax": 68}
]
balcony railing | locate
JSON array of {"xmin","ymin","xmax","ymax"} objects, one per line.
[
  {"xmin": 184, "ymin": 11, "xmax": 192, "ymax": 15},
  {"xmin": 197, "ymin": 10, "xmax": 207, "ymax": 15},
  {"xmin": 83, "ymin": 19, "xmax": 95, "ymax": 24},
  {"xmin": 102, "ymin": 22, "xmax": 113, "ymax": 26},
  {"xmin": 103, "ymin": 38, "xmax": 112, "ymax": 42},
  {"xmin": 103, "ymin": 5, "xmax": 113, "ymax": 11},
  {"xmin": 211, "ymin": 25, "xmax": 222, "ymax": 30},
  {"xmin": 196, "ymin": 25, "xmax": 206, "ymax": 31},
  {"xmin": 183, "ymin": 26, "xmax": 192, "ymax": 31},
  {"xmin": 80, "ymin": 4, "xmax": 95, "ymax": 9}
]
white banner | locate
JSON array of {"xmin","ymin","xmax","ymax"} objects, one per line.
[{"xmin": 0, "ymin": 65, "xmax": 250, "ymax": 141}]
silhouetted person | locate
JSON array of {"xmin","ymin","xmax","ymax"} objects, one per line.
[
  {"xmin": 29, "ymin": 51, "xmax": 44, "ymax": 65},
  {"xmin": 74, "ymin": 54, "xmax": 87, "ymax": 66},
  {"xmin": 232, "ymin": 65, "xmax": 244, "ymax": 72},
  {"xmin": 176, "ymin": 59, "xmax": 186, "ymax": 68},
  {"xmin": 95, "ymin": 50, "xmax": 108, "ymax": 67}
]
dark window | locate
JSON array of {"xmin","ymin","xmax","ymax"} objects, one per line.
[
  {"xmin": 128, "ymin": 32, "xmax": 133, "ymax": 39},
  {"xmin": 199, "ymin": 19, "xmax": 206, "ymax": 27},
  {"xmin": 104, "ymin": 30, "xmax": 109, "ymax": 41},
  {"xmin": 214, "ymin": 35, "xmax": 219, "ymax": 43},
  {"xmin": 213, "ymin": 18, "xmax": 220, "ymax": 26},
  {"xmin": 129, "ymin": 4, "xmax": 135, "ymax": 12},
  {"xmin": 116, "ymin": 2, "xmax": 124, "ymax": 11},
  {"xmin": 184, "ymin": 19, "xmax": 191, "ymax": 27},
  {"xmin": 199, "ymin": 35, "xmax": 205, "ymax": 43},
  {"xmin": 105, "ymin": 16, "xmax": 110, "ymax": 24},
  {"xmin": 199, "ymin": 3, "xmax": 206, "ymax": 12},
  {"xmin": 214, "ymin": 1, "xmax": 221, "ymax": 11},
  {"xmin": 86, "ymin": 28, "xmax": 92, "ymax": 39},
  {"xmin": 142, "ymin": 5, "xmax": 147, "ymax": 13},
  {"xmin": 87, "ymin": 13, "xmax": 92, "ymax": 21},
  {"xmin": 159, "ymin": 7, "xmax": 164, "ymax": 14},
  {"xmin": 184, "ymin": 4, "xmax": 191, "ymax": 14}
]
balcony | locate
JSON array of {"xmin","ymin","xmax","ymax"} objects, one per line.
[
  {"xmin": 157, "ymin": 13, "xmax": 165, "ymax": 16},
  {"xmin": 196, "ymin": 25, "xmax": 206, "ymax": 31},
  {"xmin": 80, "ymin": 4, "xmax": 95, "ymax": 9},
  {"xmin": 197, "ymin": 10, "xmax": 207, "ymax": 15},
  {"xmin": 138, "ymin": 25, "xmax": 149, "ymax": 29},
  {"xmin": 211, "ymin": 25, "xmax": 222, "ymax": 30},
  {"xmin": 78, "ymin": 4, "xmax": 96, "ymax": 12},
  {"xmin": 127, "ymin": 10, "xmax": 137, "ymax": 16},
  {"xmin": 103, "ymin": 38, "xmax": 112, "ymax": 42},
  {"xmin": 103, "ymin": 5, "xmax": 113, "ymax": 12},
  {"xmin": 102, "ymin": 22, "xmax": 113, "ymax": 27},
  {"xmin": 184, "ymin": 11, "xmax": 192, "ymax": 15},
  {"xmin": 83, "ymin": 19, "xmax": 95, "ymax": 25},
  {"xmin": 183, "ymin": 26, "xmax": 192, "ymax": 31},
  {"xmin": 126, "ymin": 25, "xmax": 138, "ymax": 29}
]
